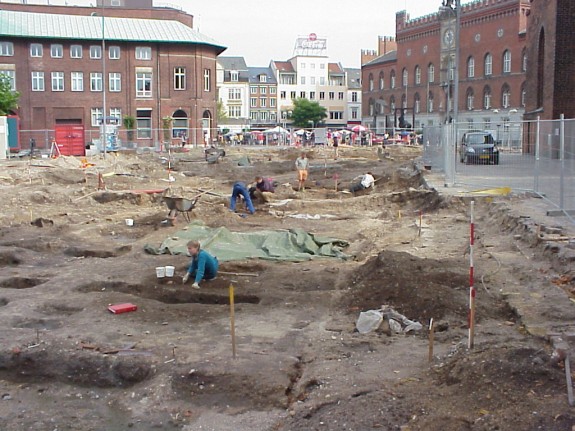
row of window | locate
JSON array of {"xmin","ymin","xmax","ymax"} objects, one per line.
[
  {"xmin": 368, "ymin": 84, "xmax": 525, "ymax": 115},
  {"xmin": 368, "ymin": 50, "xmax": 527, "ymax": 91},
  {"xmin": 249, "ymin": 111, "xmax": 278, "ymax": 121},
  {"xmin": 279, "ymin": 90, "xmax": 347, "ymax": 101},
  {"xmin": 249, "ymin": 86, "xmax": 277, "ymax": 95},
  {"xmin": 0, "ymin": 67, "xmax": 212, "ymax": 93},
  {"xmin": 0, "ymin": 41, "xmax": 155, "ymax": 61}
]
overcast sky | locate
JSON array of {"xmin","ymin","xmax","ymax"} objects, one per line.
[{"xmin": 41, "ymin": 0, "xmax": 441, "ymax": 68}]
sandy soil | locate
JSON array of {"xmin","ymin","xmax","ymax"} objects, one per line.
[{"xmin": 0, "ymin": 144, "xmax": 574, "ymax": 431}]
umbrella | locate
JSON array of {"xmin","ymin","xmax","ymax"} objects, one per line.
[
  {"xmin": 294, "ymin": 129, "xmax": 306, "ymax": 135},
  {"xmin": 351, "ymin": 125, "xmax": 367, "ymax": 133},
  {"xmin": 264, "ymin": 126, "xmax": 288, "ymax": 134}
]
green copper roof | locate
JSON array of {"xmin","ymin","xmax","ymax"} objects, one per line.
[{"xmin": 0, "ymin": 9, "xmax": 226, "ymax": 51}]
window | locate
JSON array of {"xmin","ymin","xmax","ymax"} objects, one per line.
[
  {"xmin": 300, "ymin": 91, "xmax": 306, "ymax": 98},
  {"xmin": 0, "ymin": 42, "xmax": 14, "ymax": 56},
  {"xmin": 352, "ymin": 92, "xmax": 358, "ymax": 102},
  {"xmin": 230, "ymin": 71, "xmax": 238, "ymax": 82},
  {"xmin": 90, "ymin": 45, "xmax": 102, "ymax": 59},
  {"xmin": 301, "ymin": 76, "xmax": 306, "ymax": 85},
  {"xmin": 402, "ymin": 68, "xmax": 408, "ymax": 87},
  {"xmin": 502, "ymin": 85, "xmax": 511, "ymax": 108},
  {"xmin": 51, "ymin": 72, "xmax": 64, "ymax": 91},
  {"xmin": 522, "ymin": 51, "xmax": 527, "ymax": 72},
  {"xmin": 109, "ymin": 72, "xmax": 121, "ymax": 92},
  {"xmin": 483, "ymin": 87, "xmax": 492, "ymax": 109},
  {"xmin": 368, "ymin": 74, "xmax": 374, "ymax": 91},
  {"xmin": 414, "ymin": 94, "xmax": 421, "ymax": 114},
  {"xmin": 310, "ymin": 76, "xmax": 316, "ymax": 85},
  {"xmin": 310, "ymin": 91, "xmax": 316, "ymax": 100},
  {"xmin": 0, "ymin": 69, "xmax": 15, "ymax": 92},
  {"xmin": 484, "ymin": 53, "xmax": 493, "ymax": 76},
  {"xmin": 503, "ymin": 50, "xmax": 511, "ymax": 73},
  {"xmin": 390, "ymin": 70, "xmax": 396, "ymax": 89},
  {"xmin": 31, "ymin": 71, "xmax": 44, "ymax": 91},
  {"xmin": 521, "ymin": 85, "xmax": 526, "ymax": 107},
  {"xmin": 320, "ymin": 63, "xmax": 325, "ymax": 69},
  {"xmin": 91, "ymin": 108, "xmax": 103, "ymax": 127},
  {"xmin": 70, "ymin": 45, "xmax": 83, "ymax": 59},
  {"xmin": 251, "ymin": 86, "xmax": 258, "ymax": 94},
  {"xmin": 250, "ymin": 111, "xmax": 258, "ymax": 121},
  {"xmin": 427, "ymin": 92, "xmax": 434, "ymax": 112},
  {"xmin": 90, "ymin": 72, "xmax": 102, "ymax": 91},
  {"xmin": 319, "ymin": 92, "xmax": 325, "ymax": 100},
  {"xmin": 338, "ymin": 92, "xmax": 344, "ymax": 100},
  {"xmin": 135, "ymin": 47, "xmax": 152, "ymax": 60},
  {"xmin": 260, "ymin": 97, "xmax": 267, "ymax": 107},
  {"xmin": 109, "ymin": 46, "xmax": 120, "ymax": 59},
  {"xmin": 228, "ymin": 106, "xmax": 241, "ymax": 117},
  {"xmin": 379, "ymin": 72, "xmax": 384, "ymax": 90},
  {"xmin": 71, "ymin": 72, "xmax": 83, "ymax": 91},
  {"xmin": 428, "ymin": 64, "xmax": 435, "ymax": 83},
  {"xmin": 415, "ymin": 66, "xmax": 421, "ymax": 85},
  {"xmin": 136, "ymin": 109, "xmax": 152, "ymax": 139},
  {"xmin": 174, "ymin": 67, "xmax": 186, "ymax": 90},
  {"xmin": 136, "ymin": 72, "xmax": 152, "ymax": 97},
  {"xmin": 466, "ymin": 88, "xmax": 474, "ymax": 110},
  {"xmin": 329, "ymin": 111, "xmax": 343, "ymax": 120},
  {"xmin": 203, "ymin": 69, "xmax": 211, "ymax": 92},
  {"xmin": 250, "ymin": 97, "xmax": 257, "ymax": 107},
  {"xmin": 290, "ymin": 91, "xmax": 296, "ymax": 99},
  {"xmin": 260, "ymin": 86, "xmax": 267, "ymax": 94},
  {"xmin": 270, "ymin": 99, "xmax": 276, "ymax": 107},
  {"xmin": 329, "ymin": 92, "xmax": 335, "ymax": 100},
  {"xmin": 261, "ymin": 111, "xmax": 269, "ymax": 121},
  {"xmin": 51, "ymin": 44, "xmax": 63, "ymax": 58},
  {"xmin": 270, "ymin": 87, "xmax": 276, "ymax": 95},
  {"xmin": 351, "ymin": 108, "xmax": 358, "ymax": 120},
  {"xmin": 259, "ymin": 74, "xmax": 267, "ymax": 83},
  {"xmin": 229, "ymin": 88, "xmax": 241, "ymax": 100},
  {"xmin": 319, "ymin": 77, "xmax": 325, "ymax": 85},
  {"xmin": 280, "ymin": 91, "xmax": 286, "ymax": 99},
  {"xmin": 30, "ymin": 43, "xmax": 43, "ymax": 57},
  {"xmin": 110, "ymin": 108, "xmax": 122, "ymax": 123},
  {"xmin": 467, "ymin": 56, "xmax": 475, "ymax": 78}
]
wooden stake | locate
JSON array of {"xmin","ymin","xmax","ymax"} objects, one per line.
[
  {"xmin": 419, "ymin": 210, "xmax": 423, "ymax": 237},
  {"xmin": 229, "ymin": 284, "xmax": 237, "ymax": 359},
  {"xmin": 219, "ymin": 271, "xmax": 259, "ymax": 277},
  {"xmin": 428, "ymin": 318, "xmax": 435, "ymax": 362},
  {"xmin": 566, "ymin": 352, "xmax": 574, "ymax": 407}
]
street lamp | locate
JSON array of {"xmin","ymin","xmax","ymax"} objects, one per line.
[
  {"xmin": 92, "ymin": 4, "xmax": 107, "ymax": 157},
  {"xmin": 439, "ymin": 0, "xmax": 460, "ymax": 125}
]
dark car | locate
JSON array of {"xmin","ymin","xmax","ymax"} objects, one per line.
[{"xmin": 460, "ymin": 131, "xmax": 499, "ymax": 165}]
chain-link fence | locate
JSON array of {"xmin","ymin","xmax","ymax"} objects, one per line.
[{"xmin": 422, "ymin": 116, "xmax": 575, "ymax": 218}]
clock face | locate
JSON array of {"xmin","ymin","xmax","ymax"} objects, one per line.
[{"xmin": 444, "ymin": 29, "xmax": 454, "ymax": 46}]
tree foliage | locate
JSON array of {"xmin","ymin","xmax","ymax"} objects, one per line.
[
  {"xmin": 289, "ymin": 98, "xmax": 327, "ymax": 128},
  {"xmin": 0, "ymin": 74, "xmax": 20, "ymax": 115}
]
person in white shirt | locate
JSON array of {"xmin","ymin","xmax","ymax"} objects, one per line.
[{"xmin": 350, "ymin": 172, "xmax": 375, "ymax": 193}]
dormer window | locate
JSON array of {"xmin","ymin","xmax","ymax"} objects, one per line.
[
  {"xmin": 259, "ymin": 75, "xmax": 267, "ymax": 83},
  {"xmin": 230, "ymin": 71, "xmax": 239, "ymax": 82}
]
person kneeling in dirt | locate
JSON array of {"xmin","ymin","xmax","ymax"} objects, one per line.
[
  {"xmin": 350, "ymin": 172, "xmax": 375, "ymax": 194},
  {"xmin": 182, "ymin": 240, "xmax": 218, "ymax": 289},
  {"xmin": 230, "ymin": 181, "xmax": 255, "ymax": 215},
  {"xmin": 251, "ymin": 176, "xmax": 275, "ymax": 204}
]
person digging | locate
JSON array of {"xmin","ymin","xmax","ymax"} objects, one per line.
[{"xmin": 182, "ymin": 240, "xmax": 218, "ymax": 289}]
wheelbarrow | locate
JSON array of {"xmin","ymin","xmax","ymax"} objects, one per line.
[{"xmin": 163, "ymin": 196, "xmax": 198, "ymax": 223}]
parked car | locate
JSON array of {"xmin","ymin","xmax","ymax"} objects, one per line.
[{"xmin": 460, "ymin": 131, "xmax": 499, "ymax": 165}]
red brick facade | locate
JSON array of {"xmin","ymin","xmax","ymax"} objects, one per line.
[
  {"xmin": 0, "ymin": 4, "xmax": 223, "ymax": 147},
  {"xmin": 363, "ymin": 0, "xmax": 530, "ymax": 131}
]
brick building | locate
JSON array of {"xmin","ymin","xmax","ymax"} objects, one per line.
[
  {"xmin": 0, "ymin": 3, "xmax": 225, "ymax": 152},
  {"xmin": 362, "ymin": 0, "xmax": 530, "ymax": 135},
  {"xmin": 523, "ymin": 0, "xmax": 575, "ymax": 121}
]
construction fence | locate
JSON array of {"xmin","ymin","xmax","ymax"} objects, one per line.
[{"xmin": 422, "ymin": 116, "xmax": 575, "ymax": 219}]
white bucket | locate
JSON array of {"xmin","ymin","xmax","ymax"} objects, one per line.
[
  {"xmin": 155, "ymin": 267, "xmax": 166, "ymax": 278},
  {"xmin": 125, "ymin": 218, "xmax": 134, "ymax": 226},
  {"xmin": 165, "ymin": 266, "xmax": 175, "ymax": 277}
]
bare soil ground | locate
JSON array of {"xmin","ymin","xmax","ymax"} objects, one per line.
[{"xmin": 0, "ymin": 144, "xmax": 575, "ymax": 431}]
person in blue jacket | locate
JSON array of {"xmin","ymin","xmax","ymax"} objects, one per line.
[
  {"xmin": 182, "ymin": 240, "xmax": 218, "ymax": 289},
  {"xmin": 230, "ymin": 181, "xmax": 255, "ymax": 215}
]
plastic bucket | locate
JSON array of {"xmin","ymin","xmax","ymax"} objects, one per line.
[
  {"xmin": 155, "ymin": 267, "xmax": 166, "ymax": 278},
  {"xmin": 165, "ymin": 266, "xmax": 175, "ymax": 277},
  {"xmin": 125, "ymin": 218, "xmax": 134, "ymax": 226}
]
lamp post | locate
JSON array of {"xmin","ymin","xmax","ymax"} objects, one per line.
[{"xmin": 97, "ymin": 4, "xmax": 107, "ymax": 157}]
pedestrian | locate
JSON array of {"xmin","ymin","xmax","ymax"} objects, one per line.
[
  {"xmin": 182, "ymin": 240, "xmax": 218, "ymax": 289},
  {"xmin": 230, "ymin": 181, "xmax": 255, "ymax": 215},
  {"xmin": 180, "ymin": 132, "xmax": 187, "ymax": 148},
  {"xmin": 295, "ymin": 152, "xmax": 309, "ymax": 191},
  {"xmin": 350, "ymin": 172, "xmax": 375, "ymax": 193},
  {"xmin": 252, "ymin": 176, "xmax": 275, "ymax": 203},
  {"xmin": 333, "ymin": 134, "xmax": 339, "ymax": 160}
]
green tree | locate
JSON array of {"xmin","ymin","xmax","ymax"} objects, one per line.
[
  {"xmin": 290, "ymin": 98, "xmax": 327, "ymax": 128},
  {"xmin": 216, "ymin": 100, "xmax": 228, "ymax": 123},
  {"xmin": 0, "ymin": 74, "xmax": 20, "ymax": 115}
]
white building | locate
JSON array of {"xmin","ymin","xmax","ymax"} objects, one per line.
[{"xmin": 216, "ymin": 56, "xmax": 250, "ymax": 133}]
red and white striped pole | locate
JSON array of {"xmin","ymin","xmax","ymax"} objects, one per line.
[{"xmin": 468, "ymin": 200, "xmax": 476, "ymax": 349}]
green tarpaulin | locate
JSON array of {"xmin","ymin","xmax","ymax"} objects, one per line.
[{"xmin": 144, "ymin": 221, "xmax": 349, "ymax": 262}]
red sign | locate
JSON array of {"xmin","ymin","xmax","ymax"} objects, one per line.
[{"xmin": 309, "ymin": 33, "xmax": 317, "ymax": 41}]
